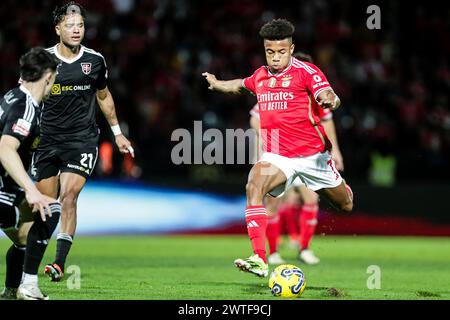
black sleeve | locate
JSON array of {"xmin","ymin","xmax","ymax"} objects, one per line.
[
  {"xmin": 2, "ymin": 102, "xmax": 35, "ymax": 142},
  {"xmin": 96, "ymin": 56, "xmax": 108, "ymax": 90}
]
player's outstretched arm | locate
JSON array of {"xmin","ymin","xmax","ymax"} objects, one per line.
[
  {"xmin": 0, "ymin": 135, "xmax": 54, "ymax": 221},
  {"xmin": 321, "ymin": 119, "xmax": 344, "ymax": 171},
  {"xmin": 96, "ymin": 86, "xmax": 135, "ymax": 158},
  {"xmin": 202, "ymin": 72, "xmax": 244, "ymax": 94},
  {"xmin": 317, "ymin": 89, "xmax": 341, "ymax": 111}
]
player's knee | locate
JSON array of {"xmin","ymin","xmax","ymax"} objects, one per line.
[
  {"xmin": 340, "ymin": 200, "xmax": 353, "ymax": 213},
  {"xmin": 60, "ymin": 187, "xmax": 80, "ymax": 207}
]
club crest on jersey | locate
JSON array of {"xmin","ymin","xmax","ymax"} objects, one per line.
[
  {"xmin": 269, "ymin": 77, "xmax": 277, "ymax": 88},
  {"xmin": 282, "ymin": 80, "xmax": 291, "ymax": 87},
  {"xmin": 281, "ymin": 75, "xmax": 292, "ymax": 88},
  {"xmin": 81, "ymin": 63, "xmax": 92, "ymax": 75}
]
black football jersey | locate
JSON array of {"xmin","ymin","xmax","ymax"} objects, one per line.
[
  {"xmin": 40, "ymin": 45, "xmax": 108, "ymax": 148},
  {"xmin": 0, "ymin": 86, "xmax": 41, "ymax": 178}
]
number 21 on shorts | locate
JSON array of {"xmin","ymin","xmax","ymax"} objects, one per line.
[{"xmin": 80, "ymin": 153, "xmax": 94, "ymax": 169}]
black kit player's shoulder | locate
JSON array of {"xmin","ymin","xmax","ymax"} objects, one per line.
[
  {"xmin": 82, "ymin": 46, "xmax": 107, "ymax": 66},
  {"xmin": 0, "ymin": 88, "xmax": 27, "ymax": 119}
]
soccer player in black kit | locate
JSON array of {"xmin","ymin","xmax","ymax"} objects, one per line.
[
  {"xmin": 33, "ymin": 2, "xmax": 134, "ymax": 281},
  {"xmin": 0, "ymin": 47, "xmax": 61, "ymax": 300}
]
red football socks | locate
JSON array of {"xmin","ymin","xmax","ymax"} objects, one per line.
[
  {"xmin": 280, "ymin": 204, "xmax": 300, "ymax": 242},
  {"xmin": 266, "ymin": 215, "xmax": 280, "ymax": 255},
  {"xmin": 299, "ymin": 203, "xmax": 318, "ymax": 250},
  {"xmin": 245, "ymin": 205, "xmax": 268, "ymax": 263}
]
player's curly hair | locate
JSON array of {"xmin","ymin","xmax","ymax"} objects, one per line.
[
  {"xmin": 53, "ymin": 1, "xmax": 86, "ymax": 26},
  {"xmin": 20, "ymin": 47, "xmax": 60, "ymax": 82},
  {"xmin": 259, "ymin": 18, "xmax": 295, "ymax": 40}
]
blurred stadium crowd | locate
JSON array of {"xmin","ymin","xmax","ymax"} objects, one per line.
[{"xmin": 0, "ymin": 0, "xmax": 448, "ymax": 188}]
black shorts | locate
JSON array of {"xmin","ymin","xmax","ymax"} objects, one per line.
[
  {"xmin": 0, "ymin": 176, "xmax": 24, "ymax": 229},
  {"xmin": 33, "ymin": 142, "xmax": 99, "ymax": 181}
]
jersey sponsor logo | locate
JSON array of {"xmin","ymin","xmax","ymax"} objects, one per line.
[
  {"xmin": 67, "ymin": 163, "xmax": 90, "ymax": 175},
  {"xmin": 257, "ymin": 91, "xmax": 294, "ymax": 102},
  {"xmin": 12, "ymin": 119, "xmax": 32, "ymax": 136},
  {"xmin": 312, "ymin": 81, "xmax": 329, "ymax": 89},
  {"xmin": 51, "ymin": 84, "xmax": 61, "ymax": 95},
  {"xmin": 51, "ymin": 84, "xmax": 92, "ymax": 95},
  {"xmin": 81, "ymin": 62, "xmax": 92, "ymax": 75},
  {"xmin": 257, "ymin": 91, "xmax": 294, "ymax": 112}
]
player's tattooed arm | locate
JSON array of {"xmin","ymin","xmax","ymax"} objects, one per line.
[
  {"xmin": 202, "ymin": 72, "xmax": 244, "ymax": 94},
  {"xmin": 97, "ymin": 87, "xmax": 135, "ymax": 158},
  {"xmin": 317, "ymin": 89, "xmax": 341, "ymax": 111}
]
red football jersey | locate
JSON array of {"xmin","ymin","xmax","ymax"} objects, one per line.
[
  {"xmin": 243, "ymin": 57, "xmax": 334, "ymax": 157},
  {"xmin": 249, "ymin": 102, "xmax": 333, "ymax": 121}
]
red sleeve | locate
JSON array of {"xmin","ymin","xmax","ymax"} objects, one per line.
[
  {"xmin": 242, "ymin": 69, "xmax": 258, "ymax": 94},
  {"xmin": 301, "ymin": 62, "xmax": 334, "ymax": 101}
]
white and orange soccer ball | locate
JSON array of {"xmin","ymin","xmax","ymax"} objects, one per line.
[{"xmin": 268, "ymin": 264, "xmax": 306, "ymax": 298}]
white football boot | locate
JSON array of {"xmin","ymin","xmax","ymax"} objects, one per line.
[
  {"xmin": 17, "ymin": 283, "xmax": 49, "ymax": 300},
  {"xmin": 267, "ymin": 252, "xmax": 286, "ymax": 265},
  {"xmin": 299, "ymin": 249, "xmax": 320, "ymax": 265}
]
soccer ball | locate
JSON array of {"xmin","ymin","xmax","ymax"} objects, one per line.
[{"xmin": 268, "ymin": 264, "xmax": 306, "ymax": 298}]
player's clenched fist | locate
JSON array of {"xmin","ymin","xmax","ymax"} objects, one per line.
[
  {"xmin": 202, "ymin": 72, "xmax": 217, "ymax": 90},
  {"xmin": 317, "ymin": 90, "xmax": 341, "ymax": 111}
]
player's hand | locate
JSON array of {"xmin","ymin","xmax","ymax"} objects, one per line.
[
  {"xmin": 25, "ymin": 189, "xmax": 56, "ymax": 222},
  {"xmin": 115, "ymin": 134, "xmax": 135, "ymax": 158},
  {"xmin": 318, "ymin": 91, "xmax": 340, "ymax": 110},
  {"xmin": 202, "ymin": 72, "xmax": 218, "ymax": 90},
  {"xmin": 331, "ymin": 148, "xmax": 344, "ymax": 171}
]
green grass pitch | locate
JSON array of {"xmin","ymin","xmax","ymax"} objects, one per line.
[{"xmin": 0, "ymin": 235, "xmax": 449, "ymax": 300}]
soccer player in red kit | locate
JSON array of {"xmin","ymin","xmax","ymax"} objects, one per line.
[
  {"xmin": 203, "ymin": 19, "xmax": 353, "ymax": 277},
  {"xmin": 250, "ymin": 99, "xmax": 344, "ymax": 266},
  {"xmin": 250, "ymin": 51, "xmax": 347, "ymax": 266}
]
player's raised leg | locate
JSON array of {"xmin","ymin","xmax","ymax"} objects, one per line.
[
  {"xmin": 317, "ymin": 181, "xmax": 353, "ymax": 213},
  {"xmin": 44, "ymin": 172, "xmax": 86, "ymax": 282},
  {"xmin": 234, "ymin": 161, "xmax": 286, "ymax": 277}
]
